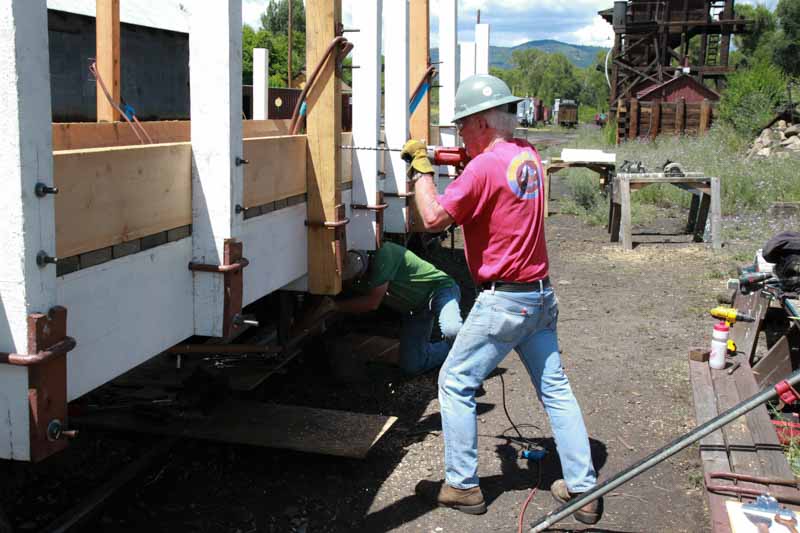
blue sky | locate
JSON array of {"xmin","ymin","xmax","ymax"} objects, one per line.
[{"xmin": 242, "ymin": 0, "xmax": 777, "ymax": 48}]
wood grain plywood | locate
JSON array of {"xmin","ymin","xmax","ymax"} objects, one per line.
[
  {"xmin": 242, "ymin": 135, "xmax": 307, "ymax": 208},
  {"xmin": 53, "ymin": 142, "xmax": 192, "ymax": 257}
]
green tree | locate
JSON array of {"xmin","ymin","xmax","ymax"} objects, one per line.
[
  {"xmin": 733, "ymin": 4, "xmax": 777, "ymax": 58},
  {"xmin": 773, "ymin": 0, "xmax": 800, "ymax": 76},
  {"xmin": 242, "ymin": 0, "xmax": 306, "ymax": 88},
  {"xmin": 719, "ymin": 60, "xmax": 787, "ymax": 136},
  {"xmin": 261, "ymin": 0, "xmax": 305, "ymax": 34}
]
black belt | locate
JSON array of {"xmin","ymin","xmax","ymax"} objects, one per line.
[{"xmin": 481, "ymin": 277, "xmax": 551, "ymax": 292}]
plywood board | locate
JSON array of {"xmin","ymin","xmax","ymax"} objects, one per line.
[
  {"xmin": 340, "ymin": 131, "xmax": 353, "ymax": 185},
  {"xmin": 52, "ymin": 120, "xmax": 293, "ymax": 150},
  {"xmin": 53, "ymin": 142, "xmax": 192, "ymax": 257},
  {"xmin": 242, "ymin": 135, "xmax": 307, "ymax": 208},
  {"xmin": 59, "ymin": 238, "xmax": 194, "ymax": 400},
  {"xmin": 74, "ymin": 400, "xmax": 397, "ymax": 459}
]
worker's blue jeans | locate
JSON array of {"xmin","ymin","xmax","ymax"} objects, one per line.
[
  {"xmin": 438, "ymin": 287, "xmax": 598, "ymax": 493},
  {"xmin": 399, "ymin": 285, "xmax": 462, "ymax": 376}
]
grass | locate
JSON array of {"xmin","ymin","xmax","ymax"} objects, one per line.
[{"xmin": 556, "ymin": 123, "xmax": 800, "ymax": 218}]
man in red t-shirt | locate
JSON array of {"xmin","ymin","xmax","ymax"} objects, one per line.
[{"xmin": 403, "ymin": 75, "xmax": 601, "ymax": 524}]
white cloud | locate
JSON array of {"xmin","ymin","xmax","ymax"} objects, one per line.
[{"xmin": 561, "ymin": 15, "xmax": 614, "ymax": 47}]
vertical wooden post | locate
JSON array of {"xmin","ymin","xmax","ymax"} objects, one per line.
[
  {"xmin": 383, "ymin": 0, "xmax": 409, "ymax": 234},
  {"xmin": 0, "ymin": 0, "xmax": 57, "ymax": 461},
  {"xmin": 475, "ymin": 23, "xmax": 490, "ymax": 75},
  {"xmin": 409, "ymin": 0, "xmax": 430, "ymax": 143},
  {"xmin": 408, "ymin": 0, "xmax": 429, "ymax": 232},
  {"xmin": 616, "ymin": 98, "xmax": 625, "ymax": 144},
  {"xmin": 459, "ymin": 42, "xmax": 476, "ymax": 81},
  {"xmin": 253, "ymin": 48, "xmax": 269, "ymax": 120},
  {"xmin": 189, "ymin": 0, "xmax": 244, "ymax": 334},
  {"xmin": 629, "ymin": 99, "xmax": 639, "ymax": 140},
  {"xmin": 710, "ymin": 176, "xmax": 722, "ymax": 250},
  {"xmin": 676, "ymin": 97, "xmax": 685, "ymax": 135},
  {"xmin": 95, "ymin": 0, "xmax": 120, "ymax": 122},
  {"xmin": 306, "ymin": 0, "xmax": 342, "ymax": 294},
  {"xmin": 719, "ymin": 0, "xmax": 732, "ymax": 68},
  {"xmin": 650, "ymin": 99, "xmax": 661, "ymax": 140},
  {"xmin": 350, "ymin": 0, "xmax": 382, "ymax": 250},
  {"xmin": 620, "ymin": 176, "xmax": 633, "ymax": 251},
  {"xmin": 699, "ymin": 98, "xmax": 711, "ymax": 135}
]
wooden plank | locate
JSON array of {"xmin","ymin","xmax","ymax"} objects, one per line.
[
  {"xmin": 676, "ymin": 97, "xmax": 686, "ymax": 135},
  {"xmin": 689, "ymin": 360, "xmax": 733, "ymax": 533},
  {"xmin": 52, "ymin": 120, "xmax": 293, "ymax": 150},
  {"xmin": 242, "ymin": 135, "xmax": 307, "ymax": 208},
  {"xmin": 753, "ymin": 324, "xmax": 800, "ymax": 388},
  {"xmin": 53, "ymin": 143, "xmax": 192, "ymax": 257},
  {"xmin": 620, "ymin": 176, "xmax": 632, "ymax": 250},
  {"xmin": 711, "ymin": 176, "xmax": 722, "ymax": 249},
  {"xmin": 651, "ymin": 100, "xmax": 661, "ymax": 140},
  {"xmin": 629, "ymin": 99, "xmax": 639, "ymax": 140},
  {"xmin": 306, "ymin": 0, "xmax": 342, "ymax": 295},
  {"xmin": 340, "ymin": 131, "xmax": 353, "ymax": 185},
  {"xmin": 700, "ymin": 99, "xmax": 711, "ymax": 134},
  {"xmin": 74, "ymin": 400, "xmax": 397, "ymax": 459},
  {"xmin": 95, "ymin": 0, "xmax": 120, "ymax": 122}
]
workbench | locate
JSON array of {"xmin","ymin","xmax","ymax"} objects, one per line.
[
  {"xmin": 609, "ymin": 172, "xmax": 721, "ymax": 251},
  {"xmin": 543, "ymin": 150, "xmax": 616, "ymax": 218},
  {"xmin": 690, "ymin": 290, "xmax": 800, "ymax": 532}
]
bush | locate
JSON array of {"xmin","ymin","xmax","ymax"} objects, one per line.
[{"xmin": 718, "ymin": 61, "xmax": 787, "ymax": 137}]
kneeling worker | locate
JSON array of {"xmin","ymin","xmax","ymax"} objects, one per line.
[{"xmin": 318, "ymin": 242, "xmax": 463, "ymax": 376}]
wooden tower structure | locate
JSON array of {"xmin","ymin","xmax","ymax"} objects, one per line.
[{"xmin": 600, "ymin": 0, "xmax": 751, "ymax": 112}]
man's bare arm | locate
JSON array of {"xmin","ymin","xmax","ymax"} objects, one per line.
[{"xmin": 413, "ymin": 173, "xmax": 455, "ymax": 232}]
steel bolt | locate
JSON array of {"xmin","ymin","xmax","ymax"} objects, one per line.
[
  {"xmin": 34, "ymin": 182, "xmax": 59, "ymax": 197},
  {"xmin": 36, "ymin": 251, "xmax": 58, "ymax": 268},
  {"xmin": 235, "ymin": 157, "xmax": 250, "ymax": 166}
]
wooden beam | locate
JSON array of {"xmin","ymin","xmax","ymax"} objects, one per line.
[
  {"xmin": 53, "ymin": 143, "xmax": 192, "ymax": 258},
  {"xmin": 628, "ymin": 99, "xmax": 639, "ymax": 140},
  {"xmin": 699, "ymin": 98, "xmax": 711, "ymax": 134},
  {"xmin": 242, "ymin": 136, "xmax": 307, "ymax": 208},
  {"xmin": 676, "ymin": 97, "xmax": 685, "ymax": 135},
  {"xmin": 52, "ymin": 120, "xmax": 293, "ymax": 150},
  {"xmin": 650, "ymin": 99, "xmax": 661, "ymax": 140},
  {"xmin": 408, "ymin": 0, "xmax": 430, "ymax": 232},
  {"xmin": 305, "ymin": 0, "xmax": 342, "ymax": 295},
  {"xmin": 95, "ymin": 0, "xmax": 120, "ymax": 122}
]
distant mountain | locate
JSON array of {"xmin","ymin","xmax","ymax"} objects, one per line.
[{"xmin": 431, "ymin": 39, "xmax": 608, "ymax": 70}]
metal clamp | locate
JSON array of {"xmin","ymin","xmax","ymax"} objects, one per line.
[
  {"xmin": 35, "ymin": 183, "xmax": 59, "ymax": 197},
  {"xmin": 235, "ymin": 204, "xmax": 248, "ymax": 215},
  {"xmin": 0, "ymin": 336, "xmax": 77, "ymax": 366},
  {"xmin": 188, "ymin": 257, "xmax": 250, "ymax": 273}
]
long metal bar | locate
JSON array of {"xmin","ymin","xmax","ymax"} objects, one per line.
[{"xmin": 529, "ymin": 368, "xmax": 800, "ymax": 532}]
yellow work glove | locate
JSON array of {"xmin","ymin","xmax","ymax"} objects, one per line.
[{"xmin": 400, "ymin": 139, "xmax": 434, "ymax": 179}]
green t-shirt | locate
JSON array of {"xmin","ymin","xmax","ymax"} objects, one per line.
[{"xmin": 361, "ymin": 242, "xmax": 456, "ymax": 313}]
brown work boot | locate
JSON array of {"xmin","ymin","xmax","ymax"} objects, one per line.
[
  {"xmin": 415, "ymin": 480, "xmax": 487, "ymax": 515},
  {"xmin": 550, "ymin": 479, "xmax": 602, "ymax": 525}
]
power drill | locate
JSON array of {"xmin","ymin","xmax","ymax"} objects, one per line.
[
  {"xmin": 709, "ymin": 306, "xmax": 756, "ymax": 353},
  {"xmin": 402, "ymin": 145, "xmax": 470, "ymax": 172}
]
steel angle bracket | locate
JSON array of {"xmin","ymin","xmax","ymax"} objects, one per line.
[
  {"xmin": 188, "ymin": 239, "xmax": 250, "ymax": 338},
  {"xmin": 351, "ymin": 192, "xmax": 388, "ymax": 248},
  {"xmin": 0, "ymin": 306, "xmax": 77, "ymax": 461}
]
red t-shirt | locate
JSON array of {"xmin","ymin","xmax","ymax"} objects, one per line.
[{"xmin": 438, "ymin": 139, "xmax": 548, "ymax": 284}]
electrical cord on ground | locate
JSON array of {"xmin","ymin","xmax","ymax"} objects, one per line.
[{"xmin": 498, "ymin": 373, "xmax": 543, "ymax": 533}]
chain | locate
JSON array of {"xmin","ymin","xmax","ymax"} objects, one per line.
[{"xmin": 338, "ymin": 145, "xmax": 402, "ymax": 152}]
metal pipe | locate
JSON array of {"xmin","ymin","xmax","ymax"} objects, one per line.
[
  {"xmin": 529, "ymin": 368, "xmax": 800, "ymax": 532},
  {"xmin": 0, "ymin": 337, "xmax": 77, "ymax": 366}
]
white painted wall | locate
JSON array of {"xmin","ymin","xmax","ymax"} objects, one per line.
[
  {"xmin": 242, "ymin": 204, "xmax": 308, "ymax": 305},
  {"xmin": 475, "ymin": 23, "xmax": 490, "ymax": 75},
  {"xmin": 349, "ymin": 0, "xmax": 382, "ymax": 250},
  {"xmin": 189, "ymin": 0, "xmax": 244, "ymax": 336},
  {"xmin": 438, "ymin": 0, "xmax": 458, "ymax": 194},
  {"xmin": 0, "ymin": 0, "xmax": 55, "ymax": 461},
  {"xmin": 383, "ymin": 0, "xmax": 409, "ymax": 233},
  {"xmin": 459, "ymin": 42, "xmax": 476, "ymax": 81},
  {"xmin": 252, "ymin": 48, "xmax": 269, "ymax": 120},
  {"xmin": 61, "ymin": 239, "xmax": 194, "ymax": 400}
]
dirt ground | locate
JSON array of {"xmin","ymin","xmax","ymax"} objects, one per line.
[{"xmin": 5, "ymin": 198, "xmax": 762, "ymax": 532}]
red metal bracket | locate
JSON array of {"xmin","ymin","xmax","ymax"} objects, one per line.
[
  {"xmin": 188, "ymin": 239, "xmax": 249, "ymax": 338},
  {"xmin": 0, "ymin": 306, "xmax": 75, "ymax": 461},
  {"xmin": 350, "ymin": 192, "xmax": 388, "ymax": 248},
  {"xmin": 305, "ymin": 204, "xmax": 349, "ymax": 278},
  {"xmin": 776, "ymin": 380, "xmax": 800, "ymax": 405}
]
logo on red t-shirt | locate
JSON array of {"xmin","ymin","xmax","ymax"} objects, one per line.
[{"xmin": 506, "ymin": 151, "xmax": 541, "ymax": 200}]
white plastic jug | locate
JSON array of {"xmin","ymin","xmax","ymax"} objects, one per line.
[{"xmin": 709, "ymin": 322, "xmax": 729, "ymax": 370}]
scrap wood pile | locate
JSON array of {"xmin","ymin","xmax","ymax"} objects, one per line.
[{"xmin": 690, "ymin": 231, "xmax": 800, "ymax": 532}]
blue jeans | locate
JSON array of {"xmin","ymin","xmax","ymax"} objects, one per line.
[
  {"xmin": 438, "ymin": 287, "xmax": 597, "ymax": 492},
  {"xmin": 399, "ymin": 285, "xmax": 463, "ymax": 376}
]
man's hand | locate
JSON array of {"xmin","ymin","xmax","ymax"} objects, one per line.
[{"xmin": 400, "ymin": 139, "xmax": 433, "ymax": 179}]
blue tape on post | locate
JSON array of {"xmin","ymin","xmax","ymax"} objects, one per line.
[{"xmin": 409, "ymin": 82, "xmax": 430, "ymax": 115}]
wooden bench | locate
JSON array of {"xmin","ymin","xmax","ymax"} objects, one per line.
[
  {"xmin": 609, "ymin": 172, "xmax": 721, "ymax": 251},
  {"xmin": 543, "ymin": 149, "xmax": 616, "ymax": 218},
  {"xmin": 690, "ymin": 290, "xmax": 800, "ymax": 532}
]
